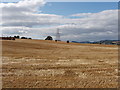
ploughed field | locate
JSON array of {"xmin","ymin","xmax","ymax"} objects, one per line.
[{"xmin": 2, "ymin": 39, "xmax": 118, "ymax": 88}]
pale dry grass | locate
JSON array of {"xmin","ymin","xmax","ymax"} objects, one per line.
[{"xmin": 2, "ymin": 39, "xmax": 118, "ymax": 88}]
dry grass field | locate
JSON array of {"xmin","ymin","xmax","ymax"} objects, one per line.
[{"xmin": 2, "ymin": 39, "xmax": 118, "ymax": 88}]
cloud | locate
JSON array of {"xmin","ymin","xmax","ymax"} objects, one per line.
[
  {"xmin": 2, "ymin": 13, "xmax": 63, "ymax": 27},
  {"xmin": 58, "ymin": 10, "xmax": 118, "ymax": 41},
  {"xmin": 1, "ymin": 0, "xmax": 63, "ymax": 27},
  {"xmin": 0, "ymin": 0, "xmax": 45, "ymax": 13},
  {"xmin": 0, "ymin": 0, "xmax": 118, "ymax": 41}
]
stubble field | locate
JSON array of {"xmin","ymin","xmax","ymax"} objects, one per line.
[{"xmin": 2, "ymin": 39, "xmax": 118, "ymax": 88}]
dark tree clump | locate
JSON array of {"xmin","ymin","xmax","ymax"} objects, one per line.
[
  {"xmin": 45, "ymin": 36, "xmax": 53, "ymax": 40},
  {"xmin": 67, "ymin": 40, "xmax": 69, "ymax": 43},
  {"xmin": 21, "ymin": 37, "xmax": 27, "ymax": 39},
  {"xmin": 14, "ymin": 36, "xmax": 20, "ymax": 39}
]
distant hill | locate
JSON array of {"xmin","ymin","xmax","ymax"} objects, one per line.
[{"xmin": 72, "ymin": 40, "xmax": 120, "ymax": 45}]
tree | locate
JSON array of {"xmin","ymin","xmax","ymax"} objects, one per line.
[
  {"xmin": 45, "ymin": 36, "xmax": 53, "ymax": 40},
  {"xmin": 16, "ymin": 36, "xmax": 20, "ymax": 39},
  {"xmin": 14, "ymin": 35, "xmax": 20, "ymax": 39},
  {"xmin": 67, "ymin": 40, "xmax": 69, "ymax": 43}
]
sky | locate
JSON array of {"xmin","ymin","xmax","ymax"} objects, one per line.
[
  {"xmin": 1, "ymin": 0, "xmax": 119, "ymax": 2},
  {"xmin": 0, "ymin": 0, "xmax": 119, "ymax": 41},
  {"xmin": 42, "ymin": 2, "xmax": 118, "ymax": 16}
]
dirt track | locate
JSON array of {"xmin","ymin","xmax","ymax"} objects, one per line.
[{"xmin": 2, "ymin": 39, "xmax": 118, "ymax": 88}]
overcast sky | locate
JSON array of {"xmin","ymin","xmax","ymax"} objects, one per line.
[{"xmin": 0, "ymin": 0, "xmax": 118, "ymax": 41}]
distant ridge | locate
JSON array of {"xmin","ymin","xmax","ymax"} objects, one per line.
[{"xmin": 72, "ymin": 40, "xmax": 120, "ymax": 45}]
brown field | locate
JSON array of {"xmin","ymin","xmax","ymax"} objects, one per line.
[{"xmin": 2, "ymin": 39, "xmax": 118, "ymax": 88}]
